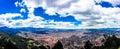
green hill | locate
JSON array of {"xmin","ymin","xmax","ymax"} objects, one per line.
[{"xmin": 0, "ymin": 31, "xmax": 38, "ymax": 49}]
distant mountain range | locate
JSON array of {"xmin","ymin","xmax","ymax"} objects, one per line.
[
  {"xmin": 0, "ymin": 26, "xmax": 120, "ymax": 34},
  {"xmin": 0, "ymin": 27, "xmax": 78, "ymax": 34}
]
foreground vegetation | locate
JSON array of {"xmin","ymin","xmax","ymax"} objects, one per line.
[
  {"xmin": 1, "ymin": 30, "xmax": 120, "ymax": 49},
  {"xmin": 0, "ymin": 31, "xmax": 64, "ymax": 49},
  {"xmin": 84, "ymin": 35, "xmax": 120, "ymax": 49}
]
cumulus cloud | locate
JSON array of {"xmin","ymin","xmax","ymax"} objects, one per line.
[
  {"xmin": 20, "ymin": 8, "xmax": 26, "ymax": 13},
  {"xmin": 0, "ymin": 13, "xmax": 22, "ymax": 27},
  {"xmin": 39, "ymin": 0, "xmax": 119, "ymax": 28},
  {"xmin": 13, "ymin": 0, "xmax": 120, "ymax": 28},
  {"xmin": 95, "ymin": 0, "xmax": 120, "ymax": 6},
  {"xmin": 1, "ymin": 0, "xmax": 120, "ymax": 29},
  {"xmin": 0, "ymin": 13, "xmax": 76, "ymax": 29},
  {"xmin": 0, "ymin": 13, "xmax": 22, "ymax": 20},
  {"xmin": 9, "ymin": 19, "xmax": 77, "ymax": 29}
]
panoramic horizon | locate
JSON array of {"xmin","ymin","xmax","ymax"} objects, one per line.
[
  {"xmin": 1, "ymin": 0, "xmax": 120, "ymax": 49},
  {"xmin": 0, "ymin": 0, "xmax": 120, "ymax": 29}
]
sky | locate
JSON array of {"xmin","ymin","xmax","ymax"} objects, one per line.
[{"xmin": 0, "ymin": 0, "xmax": 120, "ymax": 29}]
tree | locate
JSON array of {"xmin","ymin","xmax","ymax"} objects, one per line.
[
  {"xmin": 84, "ymin": 40, "xmax": 93, "ymax": 49},
  {"xmin": 47, "ymin": 45, "xmax": 50, "ymax": 49},
  {"xmin": 39, "ymin": 45, "xmax": 47, "ymax": 49},
  {"xmin": 4, "ymin": 41, "xmax": 18, "ymax": 49},
  {"xmin": 31, "ymin": 46, "xmax": 39, "ymax": 49},
  {"xmin": 52, "ymin": 40, "xmax": 64, "ymax": 49}
]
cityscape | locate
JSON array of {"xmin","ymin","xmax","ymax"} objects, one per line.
[{"xmin": 0, "ymin": 0, "xmax": 120, "ymax": 49}]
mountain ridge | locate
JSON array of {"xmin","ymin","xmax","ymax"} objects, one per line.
[{"xmin": 0, "ymin": 26, "xmax": 120, "ymax": 34}]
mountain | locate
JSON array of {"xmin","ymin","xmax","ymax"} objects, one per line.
[
  {"xmin": 0, "ymin": 27, "xmax": 120, "ymax": 34},
  {"xmin": 0, "ymin": 27, "xmax": 79, "ymax": 34},
  {"xmin": 0, "ymin": 27, "xmax": 49, "ymax": 34},
  {"xmin": 0, "ymin": 30, "xmax": 38, "ymax": 49}
]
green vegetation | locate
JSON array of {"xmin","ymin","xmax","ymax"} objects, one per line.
[
  {"xmin": 0, "ymin": 31, "xmax": 58, "ymax": 49},
  {"xmin": 84, "ymin": 40, "xmax": 93, "ymax": 49},
  {"xmin": 84, "ymin": 35, "xmax": 120, "ymax": 49},
  {"xmin": 0, "ymin": 31, "xmax": 39, "ymax": 49},
  {"xmin": 1, "ymin": 30, "xmax": 120, "ymax": 49}
]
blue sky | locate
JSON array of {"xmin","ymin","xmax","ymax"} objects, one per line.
[{"xmin": 0, "ymin": 0, "xmax": 120, "ymax": 29}]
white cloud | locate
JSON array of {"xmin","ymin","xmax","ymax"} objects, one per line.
[
  {"xmin": 15, "ymin": 0, "xmax": 120, "ymax": 28},
  {"xmin": 1, "ymin": 0, "xmax": 119, "ymax": 29},
  {"xmin": 20, "ymin": 8, "xmax": 26, "ymax": 13},
  {"xmin": 0, "ymin": 13, "xmax": 22, "ymax": 20},
  {"xmin": 0, "ymin": 13, "xmax": 44, "ymax": 28},
  {"xmin": 0, "ymin": 13, "xmax": 77, "ymax": 29},
  {"xmin": 0, "ymin": 13, "xmax": 22, "ymax": 27},
  {"xmin": 95, "ymin": 0, "xmax": 120, "ymax": 6},
  {"xmin": 0, "ymin": 20, "xmax": 9, "ymax": 27}
]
